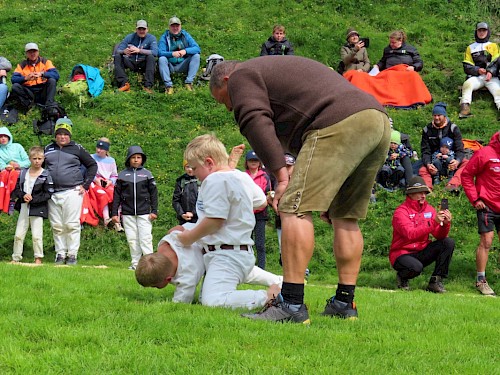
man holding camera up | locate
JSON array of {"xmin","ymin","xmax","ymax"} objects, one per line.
[{"xmin": 389, "ymin": 176, "xmax": 455, "ymax": 293}]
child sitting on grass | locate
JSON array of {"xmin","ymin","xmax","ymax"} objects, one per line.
[
  {"xmin": 111, "ymin": 146, "xmax": 158, "ymax": 270},
  {"xmin": 260, "ymin": 25, "xmax": 294, "ymax": 56},
  {"xmin": 175, "ymin": 134, "xmax": 280, "ymax": 309},
  {"xmin": 90, "ymin": 137, "xmax": 120, "ymax": 230},
  {"xmin": 431, "ymin": 137, "xmax": 456, "ymax": 185},
  {"xmin": 11, "ymin": 146, "xmax": 54, "ymax": 264},
  {"xmin": 377, "ymin": 130, "xmax": 408, "ymax": 191}
]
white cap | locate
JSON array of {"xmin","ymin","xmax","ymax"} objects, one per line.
[
  {"xmin": 169, "ymin": 16, "xmax": 181, "ymax": 25},
  {"xmin": 136, "ymin": 20, "xmax": 148, "ymax": 28},
  {"xmin": 25, "ymin": 43, "xmax": 39, "ymax": 52}
]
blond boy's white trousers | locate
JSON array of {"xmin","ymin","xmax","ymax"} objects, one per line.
[{"xmin": 12, "ymin": 203, "xmax": 44, "ymax": 261}]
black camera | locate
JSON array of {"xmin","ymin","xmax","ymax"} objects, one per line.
[{"xmin": 360, "ymin": 38, "xmax": 370, "ymax": 48}]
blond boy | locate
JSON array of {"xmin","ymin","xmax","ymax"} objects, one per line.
[{"xmin": 11, "ymin": 146, "xmax": 53, "ymax": 264}]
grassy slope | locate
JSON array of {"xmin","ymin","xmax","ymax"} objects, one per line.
[{"xmin": 0, "ymin": 2, "xmax": 499, "ymax": 288}]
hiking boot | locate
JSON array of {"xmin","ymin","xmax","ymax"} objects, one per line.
[
  {"xmin": 66, "ymin": 255, "xmax": 77, "ymax": 266},
  {"xmin": 459, "ymin": 103, "xmax": 471, "ymax": 118},
  {"xmin": 165, "ymin": 87, "xmax": 174, "ymax": 95},
  {"xmin": 128, "ymin": 265, "xmax": 136, "ymax": 271},
  {"xmin": 426, "ymin": 276, "xmax": 446, "ymax": 293},
  {"xmin": 55, "ymin": 254, "xmax": 66, "ymax": 265},
  {"xmin": 241, "ymin": 294, "xmax": 310, "ymax": 324},
  {"xmin": 321, "ymin": 297, "xmax": 358, "ymax": 319},
  {"xmin": 185, "ymin": 83, "xmax": 193, "ymax": 91},
  {"xmin": 397, "ymin": 274, "xmax": 410, "ymax": 291},
  {"xmin": 143, "ymin": 86, "xmax": 153, "ymax": 94},
  {"xmin": 118, "ymin": 82, "xmax": 130, "ymax": 92},
  {"xmin": 476, "ymin": 279, "xmax": 496, "ymax": 296}
]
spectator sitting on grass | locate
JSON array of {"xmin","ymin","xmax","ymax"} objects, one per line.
[
  {"xmin": 431, "ymin": 137, "xmax": 455, "ymax": 185},
  {"xmin": 376, "ymin": 130, "xmax": 407, "ymax": 191},
  {"xmin": 260, "ymin": 25, "xmax": 294, "ymax": 56}
]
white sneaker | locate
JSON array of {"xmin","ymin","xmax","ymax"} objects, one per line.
[{"xmin": 476, "ymin": 279, "xmax": 496, "ymax": 296}]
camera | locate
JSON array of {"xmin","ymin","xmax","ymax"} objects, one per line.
[
  {"xmin": 359, "ymin": 38, "xmax": 370, "ymax": 48},
  {"xmin": 440, "ymin": 198, "xmax": 449, "ymax": 210}
]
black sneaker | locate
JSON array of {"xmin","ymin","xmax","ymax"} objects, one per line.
[
  {"xmin": 397, "ymin": 274, "xmax": 410, "ymax": 290},
  {"xmin": 66, "ymin": 255, "xmax": 77, "ymax": 266},
  {"xmin": 241, "ymin": 294, "xmax": 310, "ymax": 325},
  {"xmin": 321, "ymin": 297, "xmax": 358, "ymax": 319},
  {"xmin": 55, "ymin": 254, "xmax": 66, "ymax": 265}
]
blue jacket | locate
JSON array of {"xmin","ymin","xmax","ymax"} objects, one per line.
[
  {"xmin": 117, "ymin": 32, "xmax": 158, "ymax": 60},
  {"xmin": 0, "ymin": 127, "xmax": 30, "ymax": 170},
  {"xmin": 158, "ymin": 29, "xmax": 200, "ymax": 64},
  {"xmin": 70, "ymin": 64, "xmax": 105, "ymax": 97}
]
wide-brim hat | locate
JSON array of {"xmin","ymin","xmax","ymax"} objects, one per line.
[
  {"xmin": 406, "ymin": 176, "xmax": 431, "ymax": 195},
  {"xmin": 346, "ymin": 28, "xmax": 359, "ymax": 41}
]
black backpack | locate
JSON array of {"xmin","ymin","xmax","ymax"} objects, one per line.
[
  {"xmin": 200, "ymin": 54, "xmax": 224, "ymax": 81},
  {"xmin": 33, "ymin": 103, "xmax": 67, "ymax": 136}
]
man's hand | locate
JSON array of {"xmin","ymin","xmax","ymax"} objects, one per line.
[
  {"xmin": 485, "ymin": 72, "xmax": 492, "ymax": 82},
  {"xmin": 478, "ymin": 68, "xmax": 487, "ymax": 75},
  {"xmin": 78, "ymin": 186, "xmax": 86, "ymax": 195},
  {"xmin": 406, "ymin": 66, "xmax": 415, "ymax": 71},
  {"xmin": 427, "ymin": 163, "xmax": 438, "ymax": 175},
  {"xmin": 111, "ymin": 215, "xmax": 120, "ymax": 223},
  {"xmin": 448, "ymin": 159, "xmax": 459, "ymax": 171},
  {"xmin": 474, "ymin": 199, "xmax": 486, "ymax": 210},
  {"xmin": 149, "ymin": 213, "xmax": 157, "ymax": 221}
]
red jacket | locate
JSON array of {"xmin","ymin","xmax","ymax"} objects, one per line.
[
  {"xmin": 461, "ymin": 132, "xmax": 500, "ymax": 213},
  {"xmin": 246, "ymin": 169, "xmax": 270, "ymax": 214},
  {"xmin": 389, "ymin": 196, "xmax": 450, "ymax": 266}
]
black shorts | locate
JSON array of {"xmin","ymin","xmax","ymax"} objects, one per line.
[{"xmin": 477, "ymin": 208, "xmax": 500, "ymax": 234}]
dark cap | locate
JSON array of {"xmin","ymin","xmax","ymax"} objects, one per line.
[{"xmin": 406, "ymin": 176, "xmax": 431, "ymax": 195}]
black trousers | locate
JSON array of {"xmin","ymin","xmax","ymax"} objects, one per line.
[
  {"xmin": 10, "ymin": 79, "xmax": 57, "ymax": 110},
  {"xmin": 114, "ymin": 54, "xmax": 155, "ymax": 88},
  {"xmin": 393, "ymin": 238, "xmax": 455, "ymax": 279}
]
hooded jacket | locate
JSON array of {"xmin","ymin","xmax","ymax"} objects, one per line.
[
  {"xmin": 461, "ymin": 132, "xmax": 500, "ymax": 213},
  {"xmin": 70, "ymin": 64, "xmax": 105, "ymax": 97},
  {"xmin": 0, "ymin": 127, "xmax": 30, "ymax": 170},
  {"xmin": 111, "ymin": 146, "xmax": 158, "ymax": 216},
  {"xmin": 463, "ymin": 28, "xmax": 499, "ymax": 77},
  {"xmin": 389, "ymin": 196, "xmax": 451, "ymax": 266},
  {"xmin": 12, "ymin": 168, "xmax": 54, "ymax": 218},
  {"xmin": 158, "ymin": 29, "xmax": 201, "ymax": 64}
]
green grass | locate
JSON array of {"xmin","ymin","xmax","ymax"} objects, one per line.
[
  {"xmin": 0, "ymin": 0, "xmax": 500, "ymax": 373},
  {"xmin": 1, "ymin": 263, "xmax": 499, "ymax": 374}
]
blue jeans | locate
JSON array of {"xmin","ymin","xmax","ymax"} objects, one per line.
[
  {"xmin": 158, "ymin": 54, "xmax": 200, "ymax": 87},
  {"xmin": 0, "ymin": 83, "xmax": 8, "ymax": 108}
]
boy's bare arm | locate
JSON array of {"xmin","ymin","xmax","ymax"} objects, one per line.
[{"xmin": 177, "ymin": 217, "xmax": 225, "ymax": 246}]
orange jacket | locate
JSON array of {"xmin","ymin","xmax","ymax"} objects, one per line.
[{"xmin": 12, "ymin": 57, "xmax": 59, "ymax": 87}]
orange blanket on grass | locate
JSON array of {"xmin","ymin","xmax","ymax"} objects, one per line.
[{"xmin": 343, "ymin": 64, "xmax": 432, "ymax": 108}]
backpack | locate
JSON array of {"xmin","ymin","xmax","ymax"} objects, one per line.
[
  {"xmin": 200, "ymin": 54, "xmax": 224, "ymax": 81},
  {"xmin": 33, "ymin": 102, "xmax": 67, "ymax": 136}
]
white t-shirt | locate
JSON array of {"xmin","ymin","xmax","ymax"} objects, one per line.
[
  {"xmin": 158, "ymin": 229, "xmax": 205, "ymax": 304},
  {"xmin": 196, "ymin": 170, "xmax": 266, "ymax": 246}
]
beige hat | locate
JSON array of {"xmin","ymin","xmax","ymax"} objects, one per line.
[
  {"xmin": 169, "ymin": 16, "xmax": 181, "ymax": 25},
  {"xmin": 25, "ymin": 43, "xmax": 39, "ymax": 52},
  {"xmin": 346, "ymin": 28, "xmax": 359, "ymax": 41},
  {"xmin": 136, "ymin": 20, "xmax": 148, "ymax": 28}
]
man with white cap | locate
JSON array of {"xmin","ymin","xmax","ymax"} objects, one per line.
[
  {"xmin": 459, "ymin": 22, "xmax": 500, "ymax": 119},
  {"xmin": 158, "ymin": 16, "xmax": 201, "ymax": 94},
  {"xmin": 114, "ymin": 20, "xmax": 158, "ymax": 93},
  {"xmin": 44, "ymin": 118, "xmax": 97, "ymax": 265},
  {"xmin": 10, "ymin": 43, "xmax": 59, "ymax": 112}
]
